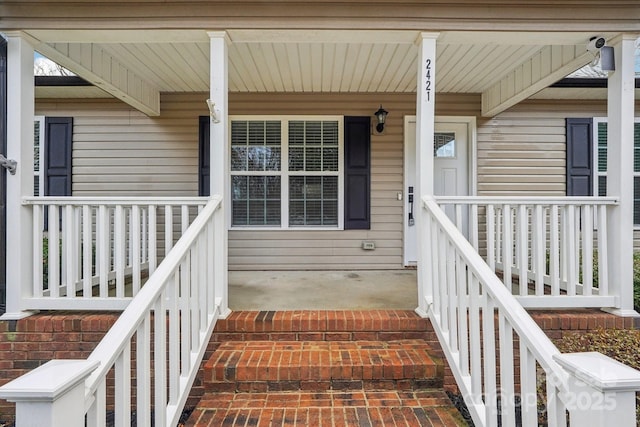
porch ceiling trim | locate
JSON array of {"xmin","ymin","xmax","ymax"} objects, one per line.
[
  {"xmin": 481, "ymin": 44, "xmax": 593, "ymax": 117},
  {"xmin": 34, "ymin": 39, "xmax": 161, "ymax": 116}
]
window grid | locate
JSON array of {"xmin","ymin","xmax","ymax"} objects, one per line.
[{"xmin": 230, "ymin": 117, "xmax": 343, "ymax": 229}]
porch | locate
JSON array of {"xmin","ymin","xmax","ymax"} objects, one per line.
[{"xmin": 1, "ymin": 20, "xmax": 640, "ymax": 427}]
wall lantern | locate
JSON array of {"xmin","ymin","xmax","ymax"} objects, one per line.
[{"xmin": 374, "ymin": 105, "xmax": 388, "ymax": 133}]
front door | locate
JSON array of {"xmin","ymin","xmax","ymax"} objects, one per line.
[{"xmin": 403, "ymin": 117, "xmax": 470, "ymax": 266}]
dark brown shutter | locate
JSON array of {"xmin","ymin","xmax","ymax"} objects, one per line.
[
  {"xmin": 199, "ymin": 116, "xmax": 210, "ymax": 197},
  {"xmin": 44, "ymin": 117, "xmax": 73, "ymax": 196},
  {"xmin": 566, "ymin": 118, "xmax": 593, "ymax": 196},
  {"xmin": 344, "ymin": 116, "xmax": 371, "ymax": 229}
]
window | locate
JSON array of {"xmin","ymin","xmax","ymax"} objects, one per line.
[
  {"xmin": 230, "ymin": 116, "xmax": 343, "ymax": 229},
  {"xmin": 594, "ymin": 118, "xmax": 640, "ymax": 226}
]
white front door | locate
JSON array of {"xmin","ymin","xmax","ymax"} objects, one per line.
[{"xmin": 403, "ymin": 117, "xmax": 470, "ymax": 266}]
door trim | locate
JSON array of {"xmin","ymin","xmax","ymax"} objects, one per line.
[{"xmin": 403, "ymin": 115, "xmax": 477, "ymax": 266}]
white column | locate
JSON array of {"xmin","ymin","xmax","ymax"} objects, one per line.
[
  {"xmin": 605, "ymin": 34, "xmax": 638, "ymax": 316},
  {"xmin": 208, "ymin": 31, "xmax": 230, "ymax": 318},
  {"xmin": 1, "ymin": 33, "xmax": 35, "ymax": 319},
  {"xmin": 415, "ymin": 33, "xmax": 439, "ymax": 316}
]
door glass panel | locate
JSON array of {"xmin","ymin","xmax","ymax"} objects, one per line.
[{"xmin": 434, "ymin": 132, "xmax": 456, "ymax": 158}]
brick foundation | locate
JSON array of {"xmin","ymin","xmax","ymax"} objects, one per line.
[{"xmin": 0, "ymin": 308, "xmax": 636, "ymax": 424}]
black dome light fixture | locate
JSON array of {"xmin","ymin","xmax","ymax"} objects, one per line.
[{"xmin": 374, "ymin": 105, "xmax": 388, "ymax": 133}]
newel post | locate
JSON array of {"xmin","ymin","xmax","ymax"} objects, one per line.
[
  {"xmin": 554, "ymin": 352, "xmax": 640, "ymax": 427},
  {"xmin": 0, "ymin": 360, "xmax": 99, "ymax": 427}
]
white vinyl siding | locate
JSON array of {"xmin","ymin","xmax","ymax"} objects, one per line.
[
  {"xmin": 593, "ymin": 118, "xmax": 640, "ymax": 226},
  {"xmin": 230, "ymin": 116, "xmax": 343, "ymax": 230}
]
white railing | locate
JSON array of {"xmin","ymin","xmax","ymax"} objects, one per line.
[
  {"xmin": 23, "ymin": 196, "xmax": 208, "ymax": 310},
  {"xmin": 419, "ymin": 196, "xmax": 640, "ymax": 427},
  {"xmin": 435, "ymin": 196, "xmax": 618, "ymax": 308},
  {"xmin": 0, "ymin": 195, "xmax": 226, "ymax": 427}
]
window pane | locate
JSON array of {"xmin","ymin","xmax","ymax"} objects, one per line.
[
  {"xmin": 231, "ymin": 120, "xmax": 281, "ymax": 172},
  {"xmin": 289, "ymin": 176, "xmax": 338, "ymax": 226},
  {"xmin": 635, "ymin": 177, "xmax": 640, "ymax": 226},
  {"xmin": 635, "ymin": 123, "xmax": 640, "ymax": 172},
  {"xmin": 597, "ymin": 122, "xmax": 607, "ymax": 172},
  {"xmin": 288, "ymin": 120, "xmax": 339, "ymax": 172},
  {"xmin": 598, "ymin": 176, "xmax": 607, "ymax": 197},
  {"xmin": 434, "ymin": 132, "xmax": 456, "ymax": 158},
  {"xmin": 232, "ymin": 176, "xmax": 281, "ymax": 226}
]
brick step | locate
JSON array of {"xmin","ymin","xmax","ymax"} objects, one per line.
[
  {"xmin": 185, "ymin": 390, "xmax": 466, "ymax": 426},
  {"xmin": 211, "ymin": 310, "xmax": 433, "ymax": 343},
  {"xmin": 204, "ymin": 340, "xmax": 442, "ymax": 393}
]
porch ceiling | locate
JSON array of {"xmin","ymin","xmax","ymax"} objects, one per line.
[{"xmin": 26, "ymin": 29, "xmax": 617, "ymax": 102}]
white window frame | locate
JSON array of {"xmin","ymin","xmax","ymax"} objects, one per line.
[
  {"xmin": 593, "ymin": 117, "xmax": 640, "ymax": 228},
  {"xmin": 229, "ymin": 115, "xmax": 344, "ymax": 230},
  {"xmin": 34, "ymin": 115, "xmax": 45, "ymax": 197}
]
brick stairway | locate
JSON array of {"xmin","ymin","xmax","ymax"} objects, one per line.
[{"xmin": 185, "ymin": 311, "xmax": 466, "ymax": 426}]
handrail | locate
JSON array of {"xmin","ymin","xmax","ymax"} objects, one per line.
[
  {"xmin": 423, "ymin": 195, "xmax": 568, "ymax": 382},
  {"xmin": 23, "ymin": 196, "xmax": 208, "ymax": 205},
  {"xmin": 435, "ymin": 195, "xmax": 618, "ymax": 205},
  {"xmin": 85, "ymin": 195, "xmax": 222, "ymax": 397},
  {"xmin": 25, "ymin": 196, "xmax": 209, "ymax": 309},
  {"xmin": 435, "ymin": 195, "xmax": 617, "ymax": 308},
  {"xmin": 0, "ymin": 195, "xmax": 228, "ymax": 427},
  {"xmin": 421, "ymin": 195, "xmax": 570, "ymax": 425}
]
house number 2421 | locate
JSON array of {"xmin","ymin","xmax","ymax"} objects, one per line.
[{"xmin": 424, "ymin": 58, "xmax": 432, "ymax": 101}]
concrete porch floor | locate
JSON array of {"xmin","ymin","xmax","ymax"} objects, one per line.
[{"xmin": 229, "ymin": 270, "xmax": 418, "ymax": 311}]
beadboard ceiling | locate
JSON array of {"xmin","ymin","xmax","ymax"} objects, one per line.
[{"xmin": 30, "ymin": 29, "xmax": 614, "ymax": 95}]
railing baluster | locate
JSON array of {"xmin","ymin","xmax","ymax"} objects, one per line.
[
  {"xmin": 165, "ymin": 205, "xmax": 174, "ymax": 255},
  {"xmin": 582, "ymin": 205, "xmax": 594, "ymax": 295},
  {"xmin": 517, "ymin": 204, "xmax": 528, "ymax": 296},
  {"xmin": 550, "ymin": 204, "xmax": 560, "ymax": 296},
  {"xmin": 33, "ymin": 205, "xmax": 43, "ymax": 297},
  {"xmin": 487, "ymin": 204, "xmax": 496, "ymax": 271},
  {"xmin": 82, "ymin": 205, "xmax": 92, "ymax": 298},
  {"xmin": 115, "ymin": 205, "xmax": 126, "ymax": 298},
  {"xmin": 519, "ymin": 345, "xmax": 538, "ymax": 426},
  {"xmin": 470, "ymin": 203, "xmax": 479, "ymax": 251},
  {"xmin": 149, "ymin": 205, "xmax": 157, "ymax": 275},
  {"xmin": 597, "ymin": 205, "xmax": 609, "ymax": 296},
  {"xmin": 533, "ymin": 205, "xmax": 545, "ymax": 296},
  {"xmin": 498, "ymin": 312, "xmax": 516, "ymax": 427},
  {"xmin": 132, "ymin": 205, "xmax": 141, "ymax": 295},
  {"xmin": 64, "ymin": 205, "xmax": 75, "ymax": 298},
  {"xmin": 457, "ymin": 254, "xmax": 469, "ymax": 376},
  {"xmin": 114, "ymin": 342, "xmax": 132, "ymax": 427},
  {"xmin": 431, "ymin": 219, "xmax": 441, "ymax": 316},
  {"xmin": 137, "ymin": 313, "xmax": 151, "ymax": 427},
  {"xmin": 469, "ymin": 273, "xmax": 482, "ymax": 397},
  {"xmin": 191, "ymin": 244, "xmax": 200, "ymax": 351},
  {"xmin": 49, "ymin": 204, "xmax": 60, "ymax": 298},
  {"xmin": 447, "ymin": 241, "xmax": 457, "ymax": 351},
  {"xmin": 502, "ymin": 204, "xmax": 513, "ymax": 292},
  {"xmin": 98, "ymin": 205, "xmax": 109, "ymax": 297},
  {"xmin": 566, "ymin": 205, "xmax": 577, "ymax": 296},
  {"xmin": 438, "ymin": 228, "xmax": 448, "ymax": 332},
  {"xmin": 181, "ymin": 204, "xmax": 189, "ymax": 234},
  {"xmin": 154, "ymin": 291, "xmax": 167, "ymax": 427},
  {"xmin": 482, "ymin": 294, "xmax": 498, "ymax": 427},
  {"xmin": 180, "ymin": 254, "xmax": 192, "ymax": 375},
  {"xmin": 169, "ymin": 271, "xmax": 180, "ymax": 405}
]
